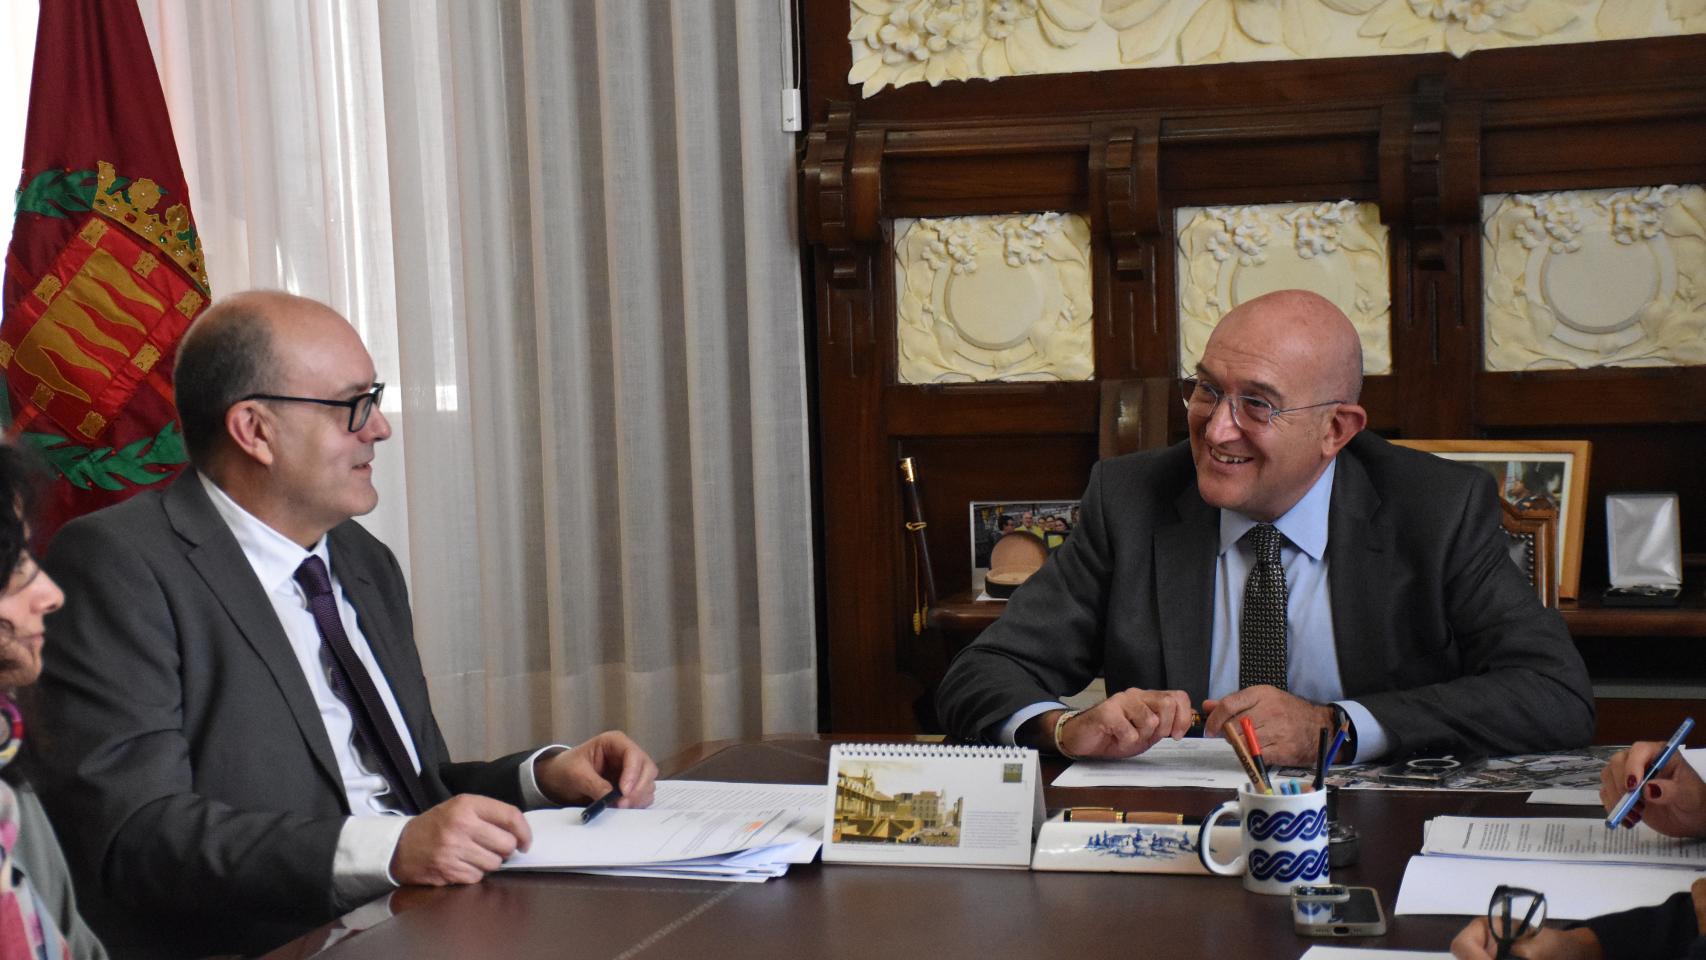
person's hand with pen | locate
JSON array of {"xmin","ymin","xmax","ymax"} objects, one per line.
[
  {"xmin": 1202, "ymin": 684, "xmax": 1335, "ymax": 766},
  {"xmin": 535, "ymin": 730, "xmax": 660, "ymax": 811},
  {"xmin": 1598, "ymin": 740, "xmax": 1706, "ymax": 838},
  {"xmin": 1045, "ymin": 688, "xmax": 1196, "ymax": 759}
]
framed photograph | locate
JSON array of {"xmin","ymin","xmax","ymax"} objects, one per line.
[
  {"xmin": 969, "ymin": 500, "xmax": 1080, "ymax": 595},
  {"xmin": 1392, "ymin": 439, "xmax": 1592, "ymax": 601}
]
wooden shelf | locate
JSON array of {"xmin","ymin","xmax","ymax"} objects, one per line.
[
  {"xmin": 930, "ymin": 588, "xmax": 1706, "ymax": 639},
  {"xmin": 1559, "ymin": 592, "xmax": 1706, "ymax": 637}
]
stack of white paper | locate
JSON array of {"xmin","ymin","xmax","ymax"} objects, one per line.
[
  {"xmin": 502, "ymin": 780, "xmax": 828, "ymax": 883},
  {"xmin": 1395, "ymin": 816, "xmax": 1706, "ymax": 919},
  {"xmin": 1052, "ymin": 737, "xmax": 1249, "ymax": 789}
]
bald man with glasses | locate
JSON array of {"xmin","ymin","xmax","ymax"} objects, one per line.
[
  {"xmin": 32, "ymin": 291, "xmax": 658, "ymax": 959},
  {"xmin": 937, "ymin": 289, "xmax": 1594, "ymax": 767}
]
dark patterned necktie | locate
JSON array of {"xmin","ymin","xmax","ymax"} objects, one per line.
[
  {"xmin": 295, "ymin": 555, "xmax": 430, "ymax": 815},
  {"xmin": 1239, "ymin": 523, "xmax": 1289, "ymax": 690}
]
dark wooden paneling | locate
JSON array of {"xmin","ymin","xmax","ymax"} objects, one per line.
[
  {"xmin": 897, "ymin": 435, "xmax": 1099, "ymax": 601},
  {"xmin": 1477, "ymin": 371, "xmax": 1706, "ymax": 428},
  {"xmin": 884, "ymin": 384, "xmax": 1099, "ymax": 436},
  {"xmin": 886, "ymin": 154, "xmax": 1087, "ymax": 216},
  {"xmin": 1484, "ymin": 120, "xmax": 1706, "ymax": 181},
  {"xmin": 1161, "ymin": 138, "xmax": 1379, "ymax": 194},
  {"xmin": 1595, "ymin": 700, "xmax": 1706, "ymax": 746}
]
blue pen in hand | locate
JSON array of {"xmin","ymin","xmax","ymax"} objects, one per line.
[
  {"xmin": 581, "ymin": 786, "xmax": 623, "ymax": 824},
  {"xmin": 1606, "ymin": 717, "xmax": 1694, "ymax": 829}
]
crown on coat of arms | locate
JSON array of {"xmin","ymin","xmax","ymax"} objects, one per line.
[{"xmin": 89, "ymin": 160, "xmax": 209, "ymax": 291}]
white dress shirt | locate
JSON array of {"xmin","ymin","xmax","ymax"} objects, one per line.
[
  {"xmin": 1000, "ymin": 461, "xmax": 1391, "ymax": 760},
  {"xmin": 198, "ymin": 473, "xmax": 564, "ymax": 904}
]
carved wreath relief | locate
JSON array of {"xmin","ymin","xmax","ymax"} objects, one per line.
[
  {"xmin": 1175, "ymin": 200, "xmax": 1392, "ymax": 376},
  {"xmin": 1483, "ymin": 185, "xmax": 1706, "ymax": 370},
  {"xmin": 895, "ymin": 213, "xmax": 1095, "ymax": 384},
  {"xmin": 848, "ymin": 0, "xmax": 1706, "ymax": 97}
]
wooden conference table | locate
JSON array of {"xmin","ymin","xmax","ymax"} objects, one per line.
[{"xmin": 262, "ymin": 736, "xmax": 1575, "ymax": 959}]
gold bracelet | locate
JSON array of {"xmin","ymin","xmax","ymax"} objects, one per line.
[{"xmin": 1052, "ymin": 709, "xmax": 1083, "ymax": 760}]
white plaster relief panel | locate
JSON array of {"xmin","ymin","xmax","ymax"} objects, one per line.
[
  {"xmin": 1176, "ymin": 200, "xmax": 1392, "ymax": 376},
  {"xmin": 848, "ymin": 0, "xmax": 1706, "ymax": 98},
  {"xmin": 1483, "ymin": 185, "xmax": 1706, "ymax": 370},
  {"xmin": 895, "ymin": 212, "xmax": 1095, "ymax": 384}
]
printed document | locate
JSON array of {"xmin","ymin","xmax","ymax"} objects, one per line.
[
  {"xmin": 502, "ymin": 780, "xmax": 827, "ymax": 877},
  {"xmin": 1052, "ymin": 737, "xmax": 1248, "ymax": 789},
  {"xmin": 1420, "ymin": 816, "xmax": 1706, "ymax": 867}
]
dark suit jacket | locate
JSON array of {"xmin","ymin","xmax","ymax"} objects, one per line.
[
  {"xmin": 29, "ymin": 473, "xmax": 533, "ymax": 959},
  {"xmin": 937, "ymin": 433, "xmax": 1596, "ymax": 757}
]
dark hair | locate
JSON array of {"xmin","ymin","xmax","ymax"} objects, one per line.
[
  {"xmin": 0, "ymin": 443, "xmax": 42, "ymax": 580},
  {"xmin": 174, "ymin": 299, "xmax": 279, "ymax": 464},
  {"xmin": 0, "ymin": 444, "xmax": 45, "ymax": 776}
]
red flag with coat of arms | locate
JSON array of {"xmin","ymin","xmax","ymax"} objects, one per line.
[{"xmin": 3, "ymin": 0, "xmax": 207, "ymax": 544}]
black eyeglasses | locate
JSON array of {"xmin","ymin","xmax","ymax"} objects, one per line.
[
  {"xmin": 242, "ymin": 382, "xmax": 385, "ymax": 433},
  {"xmin": 1488, "ymin": 884, "xmax": 1546, "ymax": 959},
  {"xmin": 1179, "ymin": 377, "xmax": 1343, "ymax": 431}
]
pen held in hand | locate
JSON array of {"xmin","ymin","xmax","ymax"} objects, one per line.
[
  {"xmin": 1606, "ymin": 716, "xmax": 1694, "ymax": 829},
  {"xmin": 581, "ymin": 786, "xmax": 624, "ymax": 824}
]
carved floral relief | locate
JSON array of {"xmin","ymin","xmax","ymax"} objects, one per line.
[
  {"xmin": 848, "ymin": 0, "xmax": 1706, "ymax": 97},
  {"xmin": 1482, "ymin": 185, "xmax": 1706, "ymax": 370},
  {"xmin": 895, "ymin": 212, "xmax": 1095, "ymax": 383},
  {"xmin": 1176, "ymin": 200, "xmax": 1392, "ymax": 376}
]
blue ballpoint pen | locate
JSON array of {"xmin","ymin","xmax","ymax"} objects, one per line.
[{"xmin": 1606, "ymin": 716, "xmax": 1695, "ymax": 829}]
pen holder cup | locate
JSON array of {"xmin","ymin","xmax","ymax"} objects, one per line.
[{"xmin": 1197, "ymin": 783, "xmax": 1329, "ymax": 895}]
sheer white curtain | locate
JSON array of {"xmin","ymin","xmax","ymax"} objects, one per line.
[{"xmin": 137, "ymin": 0, "xmax": 816, "ymax": 761}]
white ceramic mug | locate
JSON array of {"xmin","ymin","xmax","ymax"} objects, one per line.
[{"xmin": 1197, "ymin": 783, "xmax": 1330, "ymax": 894}]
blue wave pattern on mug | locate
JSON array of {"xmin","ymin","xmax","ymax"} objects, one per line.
[
  {"xmin": 1248, "ymin": 847, "xmax": 1329, "ymax": 882},
  {"xmin": 1246, "ymin": 808, "xmax": 1328, "ymax": 842}
]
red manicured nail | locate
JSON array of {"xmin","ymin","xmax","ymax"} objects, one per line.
[
  {"xmin": 1628, "ymin": 775, "xmax": 1638, "ymax": 788},
  {"xmin": 1648, "ymin": 784, "xmax": 1664, "ymax": 799}
]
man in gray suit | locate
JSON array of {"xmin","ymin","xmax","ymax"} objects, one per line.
[
  {"xmin": 937, "ymin": 289, "xmax": 1594, "ymax": 767},
  {"xmin": 32, "ymin": 291, "xmax": 659, "ymax": 958}
]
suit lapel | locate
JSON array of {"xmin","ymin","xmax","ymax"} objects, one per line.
[
  {"xmin": 165, "ymin": 475, "xmax": 345, "ymax": 797},
  {"xmin": 1327, "ymin": 447, "xmax": 1392, "ymax": 697},
  {"xmin": 1154, "ymin": 485, "xmax": 1218, "ymax": 702}
]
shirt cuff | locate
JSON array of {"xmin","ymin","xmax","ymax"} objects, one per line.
[
  {"xmin": 332, "ymin": 816, "xmax": 411, "ymax": 905},
  {"xmin": 999, "ymin": 702, "xmax": 1069, "ymax": 746},
  {"xmin": 1334, "ymin": 700, "xmax": 1388, "ymax": 763},
  {"xmin": 520, "ymin": 744, "xmax": 572, "ymax": 809}
]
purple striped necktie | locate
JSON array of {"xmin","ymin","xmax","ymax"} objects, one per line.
[{"xmin": 294, "ymin": 555, "xmax": 430, "ymax": 815}]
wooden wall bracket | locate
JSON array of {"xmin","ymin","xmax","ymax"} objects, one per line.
[
  {"xmin": 1395, "ymin": 77, "xmax": 1483, "ymax": 271},
  {"xmin": 802, "ymin": 103, "xmax": 885, "ymax": 285},
  {"xmin": 1093, "ymin": 121, "xmax": 1161, "ymax": 278}
]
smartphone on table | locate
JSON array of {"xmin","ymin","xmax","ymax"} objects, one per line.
[{"xmin": 1291, "ymin": 884, "xmax": 1388, "ymax": 937}]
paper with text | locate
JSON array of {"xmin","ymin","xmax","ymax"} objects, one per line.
[
  {"xmin": 506, "ymin": 806, "xmax": 820, "ymax": 868},
  {"xmin": 1051, "ymin": 737, "xmax": 1248, "ymax": 789},
  {"xmin": 1420, "ymin": 816, "xmax": 1706, "ymax": 867}
]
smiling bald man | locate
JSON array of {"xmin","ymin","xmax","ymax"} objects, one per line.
[{"xmin": 937, "ymin": 289, "xmax": 1594, "ymax": 767}]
